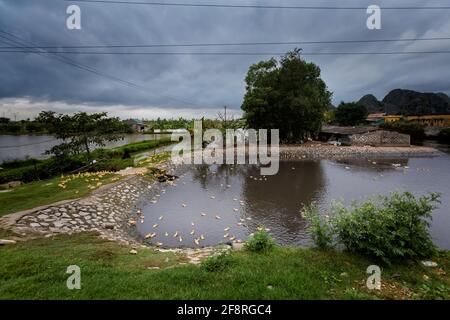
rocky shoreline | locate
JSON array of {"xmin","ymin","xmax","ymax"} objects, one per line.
[
  {"xmin": 0, "ymin": 175, "xmax": 152, "ymax": 246},
  {"xmin": 279, "ymin": 143, "xmax": 442, "ymax": 160}
]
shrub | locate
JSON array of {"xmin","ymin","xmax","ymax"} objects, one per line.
[
  {"xmin": 381, "ymin": 121, "xmax": 425, "ymax": 142},
  {"xmin": 301, "ymin": 203, "xmax": 334, "ymax": 249},
  {"xmin": 201, "ymin": 253, "xmax": 234, "ymax": 272},
  {"xmin": 244, "ymin": 229, "xmax": 275, "ymax": 253},
  {"xmin": 303, "ymin": 192, "xmax": 440, "ymax": 264},
  {"xmin": 438, "ymin": 128, "xmax": 450, "ymax": 144}
]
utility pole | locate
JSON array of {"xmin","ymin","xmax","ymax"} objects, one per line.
[{"xmin": 224, "ymin": 105, "xmax": 227, "ymax": 129}]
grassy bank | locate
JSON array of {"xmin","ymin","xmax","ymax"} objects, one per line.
[
  {"xmin": 0, "ymin": 232, "xmax": 448, "ymax": 299},
  {"xmin": 0, "ymin": 172, "xmax": 121, "ymax": 217},
  {"xmin": 0, "ymin": 137, "xmax": 173, "ymax": 184},
  {"xmin": 0, "ymin": 138, "xmax": 173, "ymax": 217}
]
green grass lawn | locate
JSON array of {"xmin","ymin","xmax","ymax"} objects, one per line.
[
  {"xmin": 0, "ymin": 232, "xmax": 448, "ymax": 300},
  {"xmin": 0, "ymin": 172, "xmax": 122, "ymax": 217}
]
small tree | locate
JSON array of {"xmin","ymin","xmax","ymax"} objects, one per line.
[
  {"xmin": 334, "ymin": 102, "xmax": 368, "ymax": 126},
  {"xmin": 37, "ymin": 111, "xmax": 128, "ymax": 162}
]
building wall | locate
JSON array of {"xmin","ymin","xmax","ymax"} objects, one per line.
[
  {"xmin": 384, "ymin": 115, "xmax": 450, "ymax": 127},
  {"xmin": 350, "ymin": 130, "xmax": 410, "ymax": 147}
]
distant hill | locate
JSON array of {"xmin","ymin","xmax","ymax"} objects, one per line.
[
  {"xmin": 358, "ymin": 94, "xmax": 385, "ymax": 113},
  {"xmin": 357, "ymin": 89, "xmax": 450, "ymax": 115}
]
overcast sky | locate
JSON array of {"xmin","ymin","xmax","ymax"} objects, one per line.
[{"xmin": 1, "ymin": 0, "xmax": 450, "ymax": 120}]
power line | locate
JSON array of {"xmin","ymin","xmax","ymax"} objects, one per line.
[
  {"xmin": 0, "ymin": 31, "xmax": 145, "ymax": 92},
  {"xmin": 2, "ymin": 49, "xmax": 450, "ymax": 56},
  {"xmin": 1, "ymin": 36, "xmax": 450, "ymax": 49},
  {"xmin": 0, "ymin": 29, "xmax": 200, "ymax": 107},
  {"xmin": 65, "ymin": 0, "xmax": 450, "ymax": 10}
]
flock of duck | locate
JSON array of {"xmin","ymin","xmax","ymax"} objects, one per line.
[{"xmin": 128, "ymin": 170, "xmax": 271, "ymax": 247}]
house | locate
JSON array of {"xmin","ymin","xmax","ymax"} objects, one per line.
[
  {"xmin": 319, "ymin": 126, "xmax": 410, "ymax": 147},
  {"xmin": 366, "ymin": 113, "xmax": 386, "ymax": 125},
  {"xmin": 384, "ymin": 115, "xmax": 450, "ymax": 127},
  {"xmin": 124, "ymin": 119, "xmax": 149, "ymax": 133}
]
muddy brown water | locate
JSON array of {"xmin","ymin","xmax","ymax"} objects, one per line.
[{"xmin": 137, "ymin": 153, "xmax": 450, "ymax": 249}]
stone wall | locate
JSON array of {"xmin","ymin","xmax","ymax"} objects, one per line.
[{"xmin": 350, "ymin": 130, "xmax": 410, "ymax": 147}]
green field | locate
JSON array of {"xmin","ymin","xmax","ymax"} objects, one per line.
[
  {"xmin": 0, "ymin": 172, "xmax": 121, "ymax": 217},
  {"xmin": 0, "ymin": 232, "xmax": 449, "ymax": 299}
]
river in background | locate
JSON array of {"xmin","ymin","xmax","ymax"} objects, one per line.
[{"xmin": 0, "ymin": 134, "xmax": 170, "ymax": 163}]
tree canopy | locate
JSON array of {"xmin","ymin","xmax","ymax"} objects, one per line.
[
  {"xmin": 37, "ymin": 111, "xmax": 129, "ymax": 161},
  {"xmin": 334, "ymin": 102, "xmax": 368, "ymax": 126},
  {"xmin": 241, "ymin": 49, "xmax": 332, "ymax": 143}
]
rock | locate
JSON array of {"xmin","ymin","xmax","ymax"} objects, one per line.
[
  {"xmin": 30, "ymin": 223, "xmax": 41, "ymax": 228},
  {"xmin": 37, "ymin": 214, "xmax": 49, "ymax": 220},
  {"xmin": 267, "ymin": 285, "xmax": 273, "ymax": 290},
  {"xmin": 5, "ymin": 181, "xmax": 22, "ymax": 189},
  {"xmin": 129, "ymin": 249, "xmax": 138, "ymax": 255},
  {"xmin": 232, "ymin": 242, "xmax": 245, "ymax": 251},
  {"xmin": 421, "ymin": 260, "xmax": 438, "ymax": 267},
  {"xmin": 0, "ymin": 239, "xmax": 17, "ymax": 245},
  {"xmin": 340, "ymin": 272, "xmax": 348, "ymax": 277}
]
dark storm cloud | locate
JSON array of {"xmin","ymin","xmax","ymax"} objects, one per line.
[{"xmin": 1, "ymin": 0, "xmax": 450, "ymax": 118}]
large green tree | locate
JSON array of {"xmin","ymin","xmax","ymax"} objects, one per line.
[
  {"xmin": 241, "ymin": 49, "xmax": 332, "ymax": 143},
  {"xmin": 37, "ymin": 111, "xmax": 129, "ymax": 162},
  {"xmin": 334, "ymin": 102, "xmax": 368, "ymax": 126}
]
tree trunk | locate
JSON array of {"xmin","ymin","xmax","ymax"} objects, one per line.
[{"xmin": 84, "ymin": 135, "xmax": 91, "ymax": 163}]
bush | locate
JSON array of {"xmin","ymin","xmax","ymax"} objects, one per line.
[
  {"xmin": 381, "ymin": 121, "xmax": 425, "ymax": 142},
  {"xmin": 201, "ymin": 253, "xmax": 234, "ymax": 272},
  {"xmin": 244, "ymin": 229, "xmax": 275, "ymax": 252},
  {"xmin": 303, "ymin": 192, "xmax": 440, "ymax": 264},
  {"xmin": 334, "ymin": 102, "xmax": 368, "ymax": 126},
  {"xmin": 111, "ymin": 138, "xmax": 172, "ymax": 154},
  {"xmin": 438, "ymin": 128, "xmax": 450, "ymax": 144},
  {"xmin": 301, "ymin": 203, "xmax": 334, "ymax": 249}
]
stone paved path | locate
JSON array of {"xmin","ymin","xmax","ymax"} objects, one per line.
[
  {"xmin": 0, "ymin": 176, "xmax": 152, "ymax": 245},
  {"xmin": 0, "ymin": 162, "xmax": 231, "ymax": 265}
]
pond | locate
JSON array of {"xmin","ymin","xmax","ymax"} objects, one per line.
[
  {"xmin": 137, "ymin": 153, "xmax": 450, "ymax": 250},
  {"xmin": 0, "ymin": 134, "xmax": 170, "ymax": 163}
]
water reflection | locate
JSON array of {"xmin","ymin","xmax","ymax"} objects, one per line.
[
  {"xmin": 139, "ymin": 155, "xmax": 450, "ymax": 249},
  {"xmin": 334, "ymin": 158, "xmax": 410, "ymax": 173},
  {"xmin": 241, "ymin": 161, "xmax": 326, "ymax": 245},
  {"xmin": 139, "ymin": 162, "xmax": 326, "ymax": 248}
]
